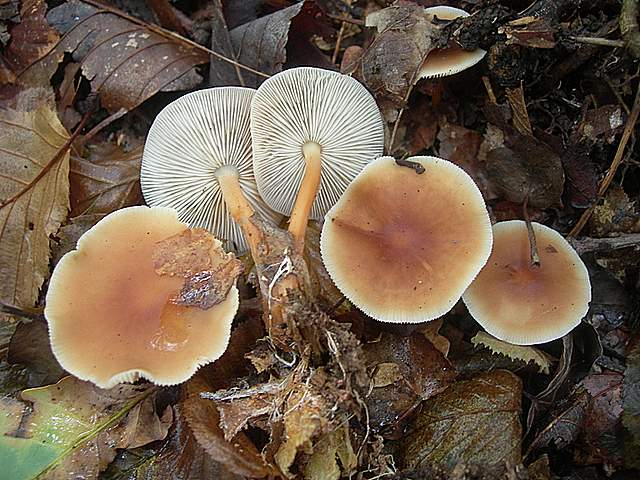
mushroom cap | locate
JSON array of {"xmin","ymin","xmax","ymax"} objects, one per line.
[
  {"xmin": 45, "ymin": 206, "xmax": 239, "ymax": 388},
  {"xmin": 141, "ymin": 87, "xmax": 281, "ymax": 254},
  {"xmin": 462, "ymin": 220, "xmax": 591, "ymax": 345},
  {"xmin": 251, "ymin": 67, "xmax": 384, "ymax": 219},
  {"xmin": 321, "ymin": 156, "xmax": 493, "ymax": 323},
  {"xmin": 418, "ymin": 6, "xmax": 486, "ymax": 79}
]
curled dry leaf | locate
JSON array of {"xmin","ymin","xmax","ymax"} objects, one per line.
[
  {"xmin": 0, "ymin": 376, "xmax": 170, "ymax": 479},
  {"xmin": 153, "ymin": 228, "xmax": 243, "ymax": 309},
  {"xmin": 471, "ymin": 331, "xmax": 553, "ymax": 374},
  {"xmin": 69, "ymin": 142, "xmax": 143, "ymax": 217},
  {"xmin": 19, "ymin": 0, "xmax": 208, "ymax": 113},
  {"xmin": 401, "ymin": 370, "xmax": 522, "ymax": 473},
  {"xmin": 0, "ymin": 87, "xmax": 70, "ymax": 309}
]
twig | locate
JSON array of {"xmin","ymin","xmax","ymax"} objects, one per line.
[
  {"xmin": 81, "ymin": 0, "xmax": 269, "ymax": 78},
  {"xmin": 332, "ymin": 0, "xmax": 353, "ymax": 64},
  {"xmin": 78, "ymin": 107, "xmax": 127, "ymax": 145},
  {"xmin": 568, "ymin": 233, "xmax": 640, "ymax": 254},
  {"xmin": 568, "ymin": 82, "xmax": 640, "ymax": 237},
  {"xmin": 389, "ymin": 84, "xmax": 414, "ymax": 154},
  {"xmin": 482, "ymin": 76, "xmax": 497, "ymax": 104},
  {"xmin": 569, "ymin": 36, "xmax": 625, "ymax": 48},
  {"xmin": 621, "ymin": 0, "xmax": 640, "ymax": 58},
  {"xmin": 523, "ymin": 195, "xmax": 541, "ymax": 267},
  {"xmin": 327, "ymin": 13, "xmax": 364, "ymax": 26},
  {"xmin": 0, "ymin": 303, "xmax": 45, "ymax": 321}
]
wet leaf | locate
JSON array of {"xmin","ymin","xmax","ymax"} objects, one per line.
[
  {"xmin": 20, "ymin": 0, "xmax": 208, "ymax": 113},
  {"xmin": 364, "ymin": 333, "xmax": 456, "ymax": 436},
  {"xmin": 357, "ymin": 4, "xmax": 437, "ymax": 109},
  {"xmin": 471, "ymin": 332, "xmax": 553, "ymax": 374},
  {"xmin": 0, "ymin": 376, "xmax": 170, "ymax": 479},
  {"xmin": 401, "ymin": 370, "xmax": 522, "ymax": 473},
  {"xmin": 69, "ymin": 142, "xmax": 143, "ymax": 217},
  {"xmin": 0, "ymin": 87, "xmax": 70, "ymax": 309}
]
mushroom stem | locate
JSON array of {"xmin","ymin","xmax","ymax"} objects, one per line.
[
  {"xmin": 523, "ymin": 196, "xmax": 541, "ymax": 268},
  {"xmin": 288, "ymin": 142, "xmax": 322, "ymax": 251},
  {"xmin": 215, "ymin": 166, "xmax": 263, "ymax": 254}
]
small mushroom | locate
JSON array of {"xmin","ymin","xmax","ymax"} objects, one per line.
[
  {"xmin": 141, "ymin": 87, "xmax": 281, "ymax": 254},
  {"xmin": 321, "ymin": 156, "xmax": 493, "ymax": 323},
  {"xmin": 45, "ymin": 206, "xmax": 240, "ymax": 388},
  {"xmin": 251, "ymin": 67, "xmax": 384, "ymax": 250},
  {"xmin": 418, "ymin": 6, "xmax": 486, "ymax": 79},
  {"xmin": 462, "ymin": 220, "xmax": 591, "ymax": 345}
]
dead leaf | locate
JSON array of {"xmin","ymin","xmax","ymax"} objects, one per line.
[
  {"xmin": 209, "ymin": 0, "xmax": 242, "ymax": 87},
  {"xmin": 304, "ymin": 221, "xmax": 344, "ymax": 309},
  {"xmin": 500, "ymin": 17, "xmax": 556, "ymax": 49},
  {"xmin": 623, "ymin": 336, "xmax": 640, "ymax": 469},
  {"xmin": 0, "ymin": 87, "xmax": 70, "ymax": 309},
  {"xmin": 7, "ymin": 320, "xmax": 64, "ymax": 386},
  {"xmin": 226, "ymin": 2, "xmax": 304, "ymax": 88},
  {"xmin": 364, "ymin": 332, "xmax": 456, "ymax": 436},
  {"xmin": 0, "ymin": 376, "xmax": 170, "ymax": 479},
  {"xmin": 69, "ymin": 141, "xmax": 143, "ymax": 217},
  {"xmin": 3, "ymin": 0, "xmax": 59, "ymax": 74},
  {"xmin": 358, "ymin": 4, "xmax": 436, "ymax": 109},
  {"xmin": 51, "ymin": 213, "xmax": 104, "ymax": 266},
  {"xmin": 401, "ymin": 370, "xmax": 522, "ymax": 473},
  {"xmin": 471, "ymin": 331, "xmax": 553, "ymax": 374},
  {"xmin": 419, "ymin": 318, "xmax": 450, "ymax": 357},
  {"xmin": 20, "ymin": 0, "xmax": 208, "ymax": 113},
  {"xmin": 590, "ymin": 186, "xmax": 640, "ymax": 236},
  {"xmin": 574, "ymin": 105, "xmax": 624, "ymax": 144},
  {"xmin": 303, "ymin": 424, "xmax": 355, "ymax": 480},
  {"xmin": 561, "ymin": 143, "xmax": 598, "ymax": 209}
]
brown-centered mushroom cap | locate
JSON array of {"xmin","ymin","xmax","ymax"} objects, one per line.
[
  {"xmin": 45, "ymin": 206, "xmax": 239, "ymax": 388},
  {"xmin": 418, "ymin": 6, "xmax": 486, "ymax": 79},
  {"xmin": 462, "ymin": 220, "xmax": 591, "ymax": 345},
  {"xmin": 321, "ymin": 156, "xmax": 492, "ymax": 323}
]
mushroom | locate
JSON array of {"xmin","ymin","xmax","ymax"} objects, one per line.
[
  {"xmin": 462, "ymin": 220, "xmax": 591, "ymax": 345},
  {"xmin": 251, "ymin": 67, "xmax": 384, "ymax": 250},
  {"xmin": 141, "ymin": 87, "xmax": 281, "ymax": 254},
  {"xmin": 321, "ymin": 156, "xmax": 493, "ymax": 323},
  {"xmin": 45, "ymin": 206, "xmax": 240, "ymax": 388},
  {"xmin": 418, "ymin": 6, "xmax": 486, "ymax": 79}
]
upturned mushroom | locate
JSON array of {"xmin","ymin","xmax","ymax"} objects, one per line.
[
  {"xmin": 321, "ymin": 156, "xmax": 493, "ymax": 323},
  {"xmin": 141, "ymin": 87, "xmax": 281, "ymax": 254},
  {"xmin": 462, "ymin": 220, "xmax": 591, "ymax": 345},
  {"xmin": 45, "ymin": 206, "xmax": 241, "ymax": 388},
  {"xmin": 418, "ymin": 6, "xmax": 486, "ymax": 79},
  {"xmin": 251, "ymin": 67, "xmax": 384, "ymax": 250}
]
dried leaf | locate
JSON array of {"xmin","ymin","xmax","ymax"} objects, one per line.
[
  {"xmin": 590, "ymin": 186, "xmax": 640, "ymax": 237},
  {"xmin": 20, "ymin": 0, "xmax": 208, "ymax": 113},
  {"xmin": 51, "ymin": 213, "xmax": 104, "ymax": 266},
  {"xmin": 574, "ymin": 105, "xmax": 624, "ymax": 144},
  {"xmin": 209, "ymin": 0, "xmax": 242, "ymax": 87},
  {"xmin": 401, "ymin": 370, "xmax": 522, "ymax": 473},
  {"xmin": 364, "ymin": 333, "xmax": 456, "ymax": 436},
  {"xmin": 69, "ymin": 142, "xmax": 143, "ymax": 217},
  {"xmin": 226, "ymin": 2, "xmax": 304, "ymax": 88},
  {"xmin": 303, "ymin": 424, "xmax": 355, "ymax": 480},
  {"xmin": 358, "ymin": 4, "xmax": 436, "ymax": 108},
  {"xmin": 0, "ymin": 87, "xmax": 70, "ymax": 309},
  {"xmin": 419, "ymin": 319, "xmax": 450, "ymax": 357},
  {"xmin": 3, "ymin": 0, "xmax": 59, "ymax": 73},
  {"xmin": 500, "ymin": 17, "xmax": 556, "ymax": 49},
  {"xmin": 0, "ymin": 376, "xmax": 170, "ymax": 479},
  {"xmin": 7, "ymin": 320, "xmax": 64, "ymax": 386},
  {"xmin": 471, "ymin": 331, "xmax": 553, "ymax": 374},
  {"xmin": 623, "ymin": 336, "xmax": 640, "ymax": 468}
]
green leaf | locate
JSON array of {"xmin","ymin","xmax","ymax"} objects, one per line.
[{"xmin": 0, "ymin": 376, "xmax": 170, "ymax": 479}]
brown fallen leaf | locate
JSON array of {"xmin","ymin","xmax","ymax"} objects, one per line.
[
  {"xmin": 209, "ymin": 0, "xmax": 243, "ymax": 87},
  {"xmin": 69, "ymin": 141, "xmax": 143, "ymax": 217},
  {"xmin": 364, "ymin": 332, "xmax": 456, "ymax": 437},
  {"xmin": 3, "ymin": 0, "xmax": 59, "ymax": 74},
  {"xmin": 471, "ymin": 331, "xmax": 553, "ymax": 374},
  {"xmin": 303, "ymin": 424, "xmax": 356, "ymax": 480},
  {"xmin": 401, "ymin": 370, "xmax": 522, "ymax": 473},
  {"xmin": 153, "ymin": 228, "xmax": 243, "ymax": 309},
  {"xmin": 20, "ymin": 0, "xmax": 208, "ymax": 113},
  {"xmin": 0, "ymin": 87, "xmax": 70, "ymax": 309},
  {"xmin": 590, "ymin": 186, "xmax": 640, "ymax": 237},
  {"xmin": 623, "ymin": 336, "xmax": 640, "ymax": 469}
]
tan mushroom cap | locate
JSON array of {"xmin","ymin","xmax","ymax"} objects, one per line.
[
  {"xmin": 321, "ymin": 156, "xmax": 492, "ymax": 323},
  {"xmin": 45, "ymin": 206, "xmax": 239, "ymax": 389},
  {"xmin": 418, "ymin": 6, "xmax": 486, "ymax": 79},
  {"xmin": 462, "ymin": 220, "xmax": 591, "ymax": 345}
]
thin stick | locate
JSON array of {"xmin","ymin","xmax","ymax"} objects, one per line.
[
  {"xmin": 568, "ymin": 82, "xmax": 640, "ymax": 237},
  {"xmin": 81, "ymin": 0, "xmax": 270, "ymax": 78},
  {"xmin": 569, "ymin": 36, "xmax": 625, "ymax": 48},
  {"xmin": 327, "ymin": 13, "xmax": 364, "ymax": 26},
  {"xmin": 332, "ymin": 0, "xmax": 353, "ymax": 64},
  {"xmin": 389, "ymin": 84, "xmax": 414, "ymax": 154},
  {"xmin": 523, "ymin": 195, "xmax": 540, "ymax": 267}
]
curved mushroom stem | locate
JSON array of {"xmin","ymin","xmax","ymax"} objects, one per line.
[
  {"xmin": 214, "ymin": 165, "xmax": 262, "ymax": 255},
  {"xmin": 288, "ymin": 142, "xmax": 322, "ymax": 252}
]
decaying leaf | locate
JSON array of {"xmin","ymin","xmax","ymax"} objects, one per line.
[
  {"xmin": 20, "ymin": 0, "xmax": 208, "ymax": 112},
  {"xmin": 623, "ymin": 336, "xmax": 640, "ymax": 469},
  {"xmin": 0, "ymin": 87, "xmax": 70, "ymax": 309},
  {"xmin": 590, "ymin": 186, "xmax": 640, "ymax": 237},
  {"xmin": 471, "ymin": 331, "xmax": 553, "ymax": 374},
  {"xmin": 0, "ymin": 376, "xmax": 170, "ymax": 479},
  {"xmin": 153, "ymin": 228, "xmax": 243, "ymax": 309},
  {"xmin": 303, "ymin": 424, "xmax": 356, "ymax": 480},
  {"xmin": 364, "ymin": 333, "xmax": 456, "ymax": 436},
  {"xmin": 7, "ymin": 320, "xmax": 64, "ymax": 386},
  {"xmin": 401, "ymin": 370, "xmax": 522, "ymax": 473},
  {"xmin": 69, "ymin": 142, "xmax": 143, "ymax": 217},
  {"xmin": 419, "ymin": 319, "xmax": 450, "ymax": 357},
  {"xmin": 358, "ymin": 4, "xmax": 437, "ymax": 111}
]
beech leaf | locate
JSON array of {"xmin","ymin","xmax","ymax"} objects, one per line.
[
  {"xmin": 0, "ymin": 376, "xmax": 170, "ymax": 479},
  {"xmin": 0, "ymin": 87, "xmax": 70, "ymax": 309}
]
